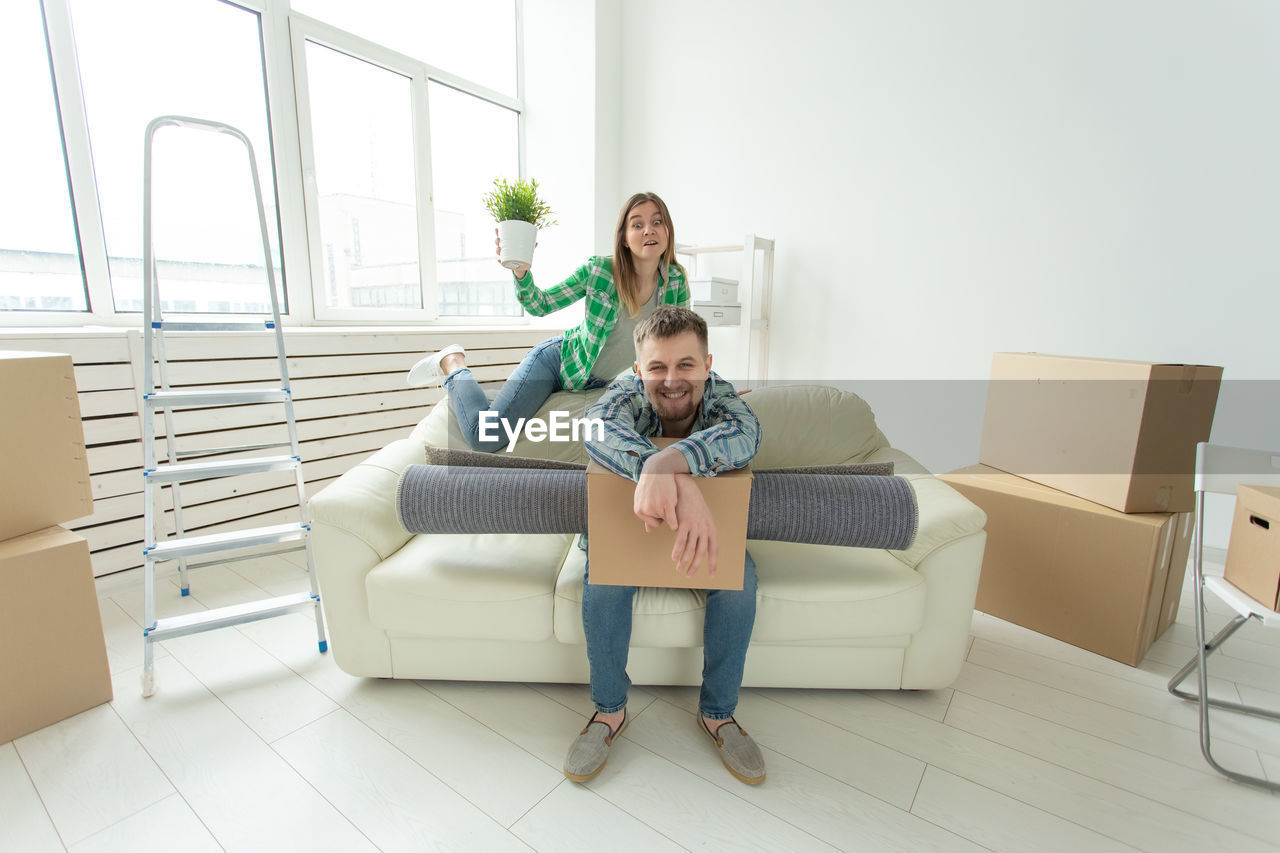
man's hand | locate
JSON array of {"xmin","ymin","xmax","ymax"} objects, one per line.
[
  {"xmin": 633, "ymin": 447, "xmax": 690, "ymax": 532},
  {"xmin": 671, "ymin": 474, "xmax": 717, "ymax": 578}
]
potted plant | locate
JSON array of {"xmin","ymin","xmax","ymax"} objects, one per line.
[{"xmin": 481, "ymin": 177, "xmax": 556, "ymax": 270}]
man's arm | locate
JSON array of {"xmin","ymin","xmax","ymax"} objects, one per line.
[
  {"xmin": 584, "ymin": 376, "xmax": 659, "ymax": 481},
  {"xmin": 666, "ymin": 375, "xmax": 763, "ymax": 477}
]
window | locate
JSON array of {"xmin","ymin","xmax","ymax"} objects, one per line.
[
  {"xmin": 0, "ymin": 0, "xmax": 88, "ymax": 312},
  {"xmin": 68, "ymin": 0, "xmax": 285, "ymax": 315},
  {"xmin": 429, "ymin": 81, "xmax": 521, "ymax": 317},
  {"xmin": 291, "ymin": 0, "xmax": 517, "ymax": 98},
  {"xmin": 293, "ymin": 9, "xmax": 523, "ymax": 321},
  {"xmin": 303, "ymin": 40, "xmax": 420, "ymax": 312},
  {"xmin": 2, "ymin": 0, "xmax": 526, "ymax": 326}
]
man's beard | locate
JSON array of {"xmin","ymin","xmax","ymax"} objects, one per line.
[{"xmin": 646, "ymin": 381, "xmax": 702, "ymax": 421}]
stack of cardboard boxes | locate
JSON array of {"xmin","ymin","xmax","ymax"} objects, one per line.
[
  {"xmin": 940, "ymin": 353, "xmax": 1223, "ymax": 666},
  {"xmin": 1, "ymin": 352, "xmax": 113, "ymax": 744}
]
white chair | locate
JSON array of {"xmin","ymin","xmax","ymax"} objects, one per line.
[{"xmin": 1167, "ymin": 442, "xmax": 1280, "ymax": 791}]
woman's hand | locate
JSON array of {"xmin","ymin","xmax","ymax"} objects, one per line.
[{"xmin": 494, "ymin": 228, "xmax": 531, "ymax": 280}]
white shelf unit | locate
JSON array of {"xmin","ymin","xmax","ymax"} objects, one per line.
[{"xmin": 677, "ymin": 234, "xmax": 775, "ymax": 384}]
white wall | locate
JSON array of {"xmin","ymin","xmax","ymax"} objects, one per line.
[{"xmin": 607, "ymin": 0, "xmax": 1280, "ymax": 487}]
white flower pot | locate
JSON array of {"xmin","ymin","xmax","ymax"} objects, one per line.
[{"xmin": 497, "ymin": 219, "xmax": 538, "ymax": 270}]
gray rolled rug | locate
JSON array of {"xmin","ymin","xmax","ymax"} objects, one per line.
[{"xmin": 397, "ymin": 465, "xmax": 917, "ymax": 550}]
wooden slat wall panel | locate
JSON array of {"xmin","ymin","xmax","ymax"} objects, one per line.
[{"xmin": 1, "ymin": 327, "xmax": 544, "ymax": 576}]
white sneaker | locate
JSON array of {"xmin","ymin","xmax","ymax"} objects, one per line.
[{"xmin": 407, "ymin": 344, "xmax": 466, "ymax": 387}]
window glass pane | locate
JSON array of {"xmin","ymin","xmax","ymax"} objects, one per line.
[
  {"xmin": 0, "ymin": 0, "xmax": 88, "ymax": 312},
  {"xmin": 68, "ymin": 0, "xmax": 285, "ymax": 314},
  {"xmin": 294, "ymin": 0, "xmax": 517, "ymax": 97},
  {"xmin": 305, "ymin": 41, "xmax": 420, "ymax": 310},
  {"xmin": 428, "ymin": 82, "xmax": 521, "ymax": 317}
]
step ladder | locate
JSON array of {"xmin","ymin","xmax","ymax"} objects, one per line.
[{"xmin": 140, "ymin": 115, "xmax": 327, "ymax": 697}]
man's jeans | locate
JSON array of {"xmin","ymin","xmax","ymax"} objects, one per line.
[
  {"xmin": 581, "ymin": 551, "xmax": 758, "ymax": 721},
  {"xmin": 443, "ymin": 336, "xmax": 608, "ymax": 453}
]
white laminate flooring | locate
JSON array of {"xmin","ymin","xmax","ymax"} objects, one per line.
[{"xmin": 3, "ymin": 551, "xmax": 1278, "ymax": 852}]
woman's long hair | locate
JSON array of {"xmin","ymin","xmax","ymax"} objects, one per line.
[{"xmin": 612, "ymin": 192, "xmax": 684, "ymax": 317}]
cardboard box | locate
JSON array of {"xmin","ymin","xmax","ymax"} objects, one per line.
[
  {"xmin": 1223, "ymin": 484, "xmax": 1280, "ymax": 609},
  {"xmin": 940, "ymin": 464, "xmax": 1193, "ymax": 666},
  {"xmin": 587, "ymin": 452, "xmax": 752, "ymax": 591},
  {"xmin": 979, "ymin": 352, "xmax": 1221, "ymax": 513},
  {"xmin": 0, "ymin": 351, "xmax": 93, "ymax": 541},
  {"xmin": 1, "ymin": 526, "xmax": 113, "ymax": 744}
]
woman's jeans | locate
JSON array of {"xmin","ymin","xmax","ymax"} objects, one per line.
[
  {"xmin": 581, "ymin": 551, "xmax": 758, "ymax": 721},
  {"xmin": 443, "ymin": 335, "xmax": 606, "ymax": 453}
]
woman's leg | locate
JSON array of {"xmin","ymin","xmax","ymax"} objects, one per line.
[{"xmin": 441, "ymin": 336, "xmax": 564, "ymax": 453}]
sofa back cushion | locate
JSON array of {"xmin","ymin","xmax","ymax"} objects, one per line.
[
  {"xmin": 746, "ymin": 385, "xmax": 889, "ymax": 468},
  {"xmin": 413, "ymin": 382, "xmax": 888, "ymax": 468}
]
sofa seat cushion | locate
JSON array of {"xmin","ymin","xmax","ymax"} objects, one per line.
[
  {"xmin": 553, "ymin": 539, "xmax": 927, "ymax": 646},
  {"xmin": 747, "ymin": 540, "xmax": 926, "ymax": 641},
  {"xmin": 367, "ymin": 532, "xmax": 574, "ymax": 641},
  {"xmin": 554, "ymin": 546, "xmax": 713, "ymax": 647}
]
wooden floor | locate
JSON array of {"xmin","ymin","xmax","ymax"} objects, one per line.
[{"xmin": 3, "ymin": 550, "xmax": 1278, "ymax": 852}]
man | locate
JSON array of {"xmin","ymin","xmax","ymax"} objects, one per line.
[{"xmin": 565, "ymin": 305, "xmax": 766, "ymax": 785}]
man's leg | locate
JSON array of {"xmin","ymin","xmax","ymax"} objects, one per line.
[
  {"xmin": 697, "ymin": 551, "xmax": 766, "ymax": 785},
  {"xmin": 565, "ymin": 556, "xmax": 635, "ymax": 781},
  {"xmin": 581, "ymin": 555, "xmax": 635, "ymax": 722},
  {"xmin": 442, "ymin": 336, "xmax": 563, "ymax": 453},
  {"xmin": 699, "ymin": 550, "xmax": 758, "ymax": 722}
]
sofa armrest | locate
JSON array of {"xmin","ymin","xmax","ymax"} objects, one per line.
[
  {"xmin": 308, "ymin": 437, "xmax": 426, "ymax": 677},
  {"xmin": 894, "ymin": 475, "xmax": 987, "ymax": 569},
  {"xmin": 310, "ymin": 437, "xmax": 424, "ymax": 561},
  {"xmin": 857, "ymin": 447, "xmax": 987, "ymax": 569}
]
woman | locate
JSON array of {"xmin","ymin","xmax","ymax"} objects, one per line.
[{"xmin": 407, "ymin": 191, "xmax": 690, "ymax": 452}]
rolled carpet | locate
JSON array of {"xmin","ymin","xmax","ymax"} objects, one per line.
[{"xmin": 397, "ymin": 466, "xmax": 917, "ymax": 550}]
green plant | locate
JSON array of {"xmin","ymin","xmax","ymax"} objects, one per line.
[{"xmin": 481, "ymin": 177, "xmax": 557, "ymax": 229}]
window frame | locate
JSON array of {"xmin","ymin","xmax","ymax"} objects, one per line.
[{"xmin": 3, "ymin": 0, "xmax": 527, "ymax": 329}]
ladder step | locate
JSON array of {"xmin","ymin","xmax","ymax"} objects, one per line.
[
  {"xmin": 146, "ymin": 522, "xmax": 307, "ymax": 561},
  {"xmin": 153, "ymin": 320, "xmax": 274, "ymax": 332},
  {"xmin": 145, "ymin": 591, "xmax": 318, "ymax": 642},
  {"xmin": 146, "ymin": 454, "xmax": 300, "ymax": 484},
  {"xmin": 145, "ymin": 388, "xmax": 289, "ymax": 408}
]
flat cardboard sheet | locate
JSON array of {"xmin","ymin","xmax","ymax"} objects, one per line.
[{"xmin": 587, "ymin": 450, "xmax": 752, "ymax": 590}]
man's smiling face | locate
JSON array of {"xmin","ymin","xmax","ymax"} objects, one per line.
[{"xmin": 635, "ymin": 330, "xmax": 712, "ymax": 425}]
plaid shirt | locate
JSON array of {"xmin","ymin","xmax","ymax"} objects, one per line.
[
  {"xmin": 584, "ymin": 371, "xmax": 762, "ymax": 481},
  {"xmin": 514, "ymin": 256, "xmax": 689, "ymax": 390}
]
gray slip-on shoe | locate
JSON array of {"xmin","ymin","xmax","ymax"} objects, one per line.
[
  {"xmin": 564, "ymin": 711, "xmax": 628, "ymax": 782},
  {"xmin": 699, "ymin": 714, "xmax": 766, "ymax": 785}
]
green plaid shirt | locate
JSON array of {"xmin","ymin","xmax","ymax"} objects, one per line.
[{"xmin": 514, "ymin": 256, "xmax": 689, "ymax": 390}]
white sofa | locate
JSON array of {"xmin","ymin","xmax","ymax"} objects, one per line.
[{"xmin": 309, "ymin": 384, "xmax": 987, "ymax": 690}]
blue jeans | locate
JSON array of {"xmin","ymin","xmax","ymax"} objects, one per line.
[
  {"xmin": 443, "ymin": 336, "xmax": 606, "ymax": 453},
  {"xmin": 581, "ymin": 551, "xmax": 758, "ymax": 720}
]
